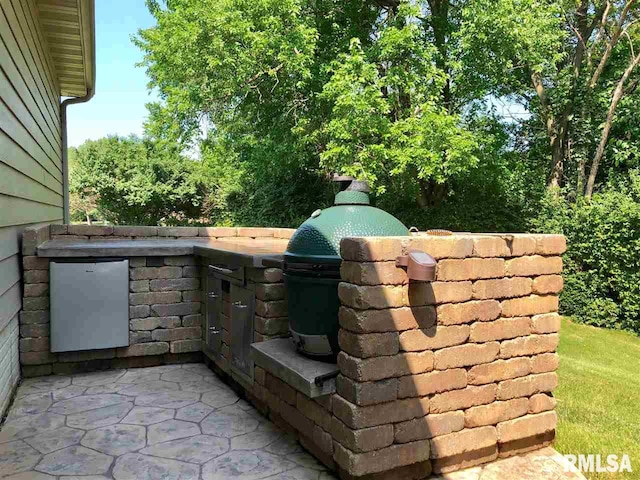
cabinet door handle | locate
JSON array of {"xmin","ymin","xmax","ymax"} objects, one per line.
[
  {"xmin": 208, "ymin": 292, "xmax": 220, "ymax": 298},
  {"xmin": 209, "ymin": 265, "xmax": 237, "ymax": 275},
  {"xmin": 232, "ymin": 301, "xmax": 247, "ymax": 309},
  {"xmin": 209, "ymin": 327, "xmax": 221, "ymax": 334}
]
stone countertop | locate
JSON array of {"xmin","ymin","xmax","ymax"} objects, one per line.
[
  {"xmin": 250, "ymin": 338, "xmax": 339, "ymax": 398},
  {"xmin": 194, "ymin": 238, "xmax": 287, "ymax": 267},
  {"xmin": 37, "ymin": 237, "xmax": 288, "ymax": 267}
]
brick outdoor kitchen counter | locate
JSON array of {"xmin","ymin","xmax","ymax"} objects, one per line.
[{"xmin": 16, "ymin": 224, "xmax": 567, "ymax": 479}]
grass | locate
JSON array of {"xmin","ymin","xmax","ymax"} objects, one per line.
[{"xmin": 555, "ymin": 318, "xmax": 640, "ymax": 479}]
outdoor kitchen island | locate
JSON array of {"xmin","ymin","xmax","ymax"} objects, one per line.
[
  {"xmin": 26, "ymin": 225, "xmax": 294, "ymax": 377},
  {"xmin": 14, "ymin": 223, "xmax": 569, "ymax": 479}
]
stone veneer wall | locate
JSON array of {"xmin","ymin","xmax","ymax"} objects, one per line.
[
  {"xmin": 19, "ymin": 224, "xmax": 294, "ymax": 378},
  {"xmin": 328, "ymin": 233, "xmax": 566, "ymax": 477},
  {"xmin": 0, "ymin": 313, "xmax": 19, "ymax": 416}
]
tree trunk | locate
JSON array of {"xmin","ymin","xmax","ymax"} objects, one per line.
[
  {"xmin": 547, "ymin": 0, "xmax": 595, "ymax": 190},
  {"xmin": 577, "ymin": 156, "xmax": 586, "ymax": 196},
  {"xmin": 546, "ymin": 0, "xmax": 611, "ymax": 191},
  {"xmin": 548, "ymin": 114, "xmax": 570, "ymax": 189},
  {"xmin": 417, "ymin": 181, "xmax": 428, "ymax": 209},
  {"xmin": 548, "ymin": 138, "xmax": 564, "ymax": 189},
  {"xmin": 585, "ymin": 52, "xmax": 640, "ymax": 198},
  {"xmin": 529, "ymin": 70, "xmax": 568, "ymax": 188},
  {"xmin": 417, "ymin": 178, "xmax": 448, "ymax": 208},
  {"xmin": 427, "ymin": 0, "xmax": 451, "ymax": 110},
  {"xmin": 589, "ymin": 0, "xmax": 635, "ymax": 88}
]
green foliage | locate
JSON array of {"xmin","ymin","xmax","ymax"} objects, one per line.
[
  {"xmin": 318, "ymin": 37, "xmax": 479, "ymax": 194},
  {"xmin": 378, "ymin": 114, "xmax": 547, "ymax": 232},
  {"xmin": 136, "ymin": 0, "xmax": 318, "ymax": 145},
  {"xmin": 456, "ymin": 0, "xmax": 567, "ymax": 98},
  {"xmin": 69, "ymin": 136, "xmax": 205, "ymax": 225},
  {"xmin": 534, "ymin": 173, "xmax": 640, "ymax": 333},
  {"xmin": 135, "ymin": 0, "xmax": 511, "ymax": 224},
  {"xmin": 458, "ymin": 0, "xmax": 640, "ymax": 199},
  {"xmin": 197, "ymin": 139, "xmax": 333, "ymax": 227}
]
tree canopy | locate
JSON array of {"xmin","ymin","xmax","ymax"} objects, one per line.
[
  {"xmin": 134, "ymin": 0, "xmax": 640, "ymax": 220},
  {"xmin": 69, "ymin": 136, "xmax": 204, "ymax": 225},
  {"xmin": 134, "ymin": 0, "xmax": 516, "ymax": 220}
]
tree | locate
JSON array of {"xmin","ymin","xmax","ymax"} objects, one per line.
[
  {"xmin": 134, "ymin": 0, "xmax": 516, "ymax": 219},
  {"xmin": 69, "ymin": 136, "xmax": 205, "ymax": 225},
  {"xmin": 68, "ymin": 147, "xmax": 98, "ymax": 224},
  {"xmin": 69, "ymin": 189, "xmax": 98, "ymax": 224},
  {"xmin": 459, "ymin": 0, "xmax": 640, "ymax": 197}
]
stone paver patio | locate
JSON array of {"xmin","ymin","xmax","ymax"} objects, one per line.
[
  {"xmin": 0, "ymin": 363, "xmax": 336, "ymax": 479},
  {"xmin": 0, "ymin": 363, "xmax": 584, "ymax": 480}
]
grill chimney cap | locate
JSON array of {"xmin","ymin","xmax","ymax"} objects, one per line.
[{"xmin": 332, "ymin": 175, "xmax": 371, "ymax": 193}]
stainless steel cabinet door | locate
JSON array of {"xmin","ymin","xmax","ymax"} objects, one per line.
[
  {"xmin": 206, "ymin": 271, "xmax": 223, "ymax": 357},
  {"xmin": 50, "ymin": 259, "xmax": 129, "ymax": 352},
  {"xmin": 230, "ymin": 284, "xmax": 255, "ymax": 380}
]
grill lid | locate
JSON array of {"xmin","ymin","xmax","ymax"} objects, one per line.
[{"xmin": 284, "ymin": 178, "xmax": 409, "ymax": 265}]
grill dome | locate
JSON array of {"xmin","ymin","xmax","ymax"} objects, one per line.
[{"xmin": 284, "ymin": 190, "xmax": 408, "ymax": 265}]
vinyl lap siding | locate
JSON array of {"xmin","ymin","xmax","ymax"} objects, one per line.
[{"xmin": 0, "ymin": 0, "xmax": 63, "ymax": 415}]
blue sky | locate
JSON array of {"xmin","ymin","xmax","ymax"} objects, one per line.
[{"xmin": 66, "ymin": 1, "xmax": 158, "ymax": 147}]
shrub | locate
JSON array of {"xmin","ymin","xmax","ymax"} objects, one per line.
[{"xmin": 534, "ymin": 173, "xmax": 640, "ymax": 334}]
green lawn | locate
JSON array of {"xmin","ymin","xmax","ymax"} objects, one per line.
[{"xmin": 555, "ymin": 318, "xmax": 640, "ymax": 479}]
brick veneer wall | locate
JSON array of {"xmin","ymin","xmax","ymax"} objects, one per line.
[
  {"xmin": 250, "ymin": 366, "xmax": 336, "ymax": 469},
  {"xmin": 19, "ymin": 224, "xmax": 294, "ymax": 377},
  {"xmin": 331, "ymin": 233, "xmax": 566, "ymax": 477}
]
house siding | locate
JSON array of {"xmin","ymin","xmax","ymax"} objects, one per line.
[{"xmin": 0, "ymin": 0, "xmax": 63, "ymax": 415}]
